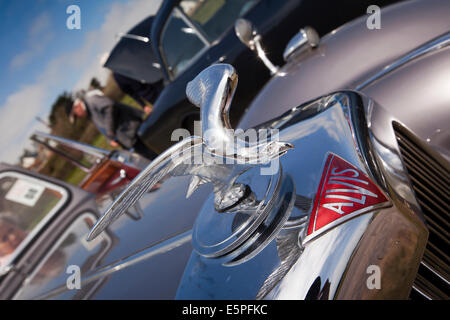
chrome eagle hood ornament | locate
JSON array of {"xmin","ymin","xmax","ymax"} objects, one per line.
[{"xmin": 87, "ymin": 64, "xmax": 293, "ymax": 242}]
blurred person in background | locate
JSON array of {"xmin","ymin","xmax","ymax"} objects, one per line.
[
  {"xmin": 66, "ymin": 88, "xmax": 157, "ymax": 160},
  {"xmin": 112, "ymin": 72, "xmax": 163, "ymax": 114}
]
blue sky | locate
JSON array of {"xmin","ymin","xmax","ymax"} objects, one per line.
[
  {"xmin": 0, "ymin": 0, "xmax": 162, "ymax": 163},
  {"xmin": 0, "ymin": 0, "xmax": 117, "ymax": 105}
]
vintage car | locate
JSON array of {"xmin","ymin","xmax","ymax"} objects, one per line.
[
  {"xmin": 0, "ymin": 162, "xmax": 105, "ymax": 298},
  {"xmin": 0, "ymin": 134, "xmax": 152, "ymax": 298},
  {"xmin": 30, "ymin": 131, "xmax": 149, "ymax": 195},
  {"xmin": 137, "ymin": 0, "xmax": 399, "ymax": 154},
  {"xmin": 2, "ymin": 0, "xmax": 448, "ymax": 300},
  {"xmin": 103, "ymin": 15, "xmax": 164, "ymax": 87}
]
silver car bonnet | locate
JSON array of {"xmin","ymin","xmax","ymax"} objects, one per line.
[{"xmin": 239, "ymin": 0, "xmax": 450, "ymax": 160}]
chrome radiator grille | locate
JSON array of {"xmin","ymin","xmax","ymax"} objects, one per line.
[{"xmin": 393, "ymin": 124, "xmax": 449, "ymax": 300}]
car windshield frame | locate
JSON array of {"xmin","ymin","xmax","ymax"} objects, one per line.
[
  {"xmin": 178, "ymin": 0, "xmax": 260, "ymax": 44},
  {"xmin": 158, "ymin": 0, "xmax": 261, "ymax": 81},
  {"xmin": 0, "ymin": 171, "xmax": 69, "ymax": 276},
  {"xmin": 158, "ymin": 6, "xmax": 212, "ymax": 81},
  {"xmin": 31, "ymin": 131, "xmax": 109, "ymax": 173}
]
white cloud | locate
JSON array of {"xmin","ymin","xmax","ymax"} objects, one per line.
[
  {"xmin": 10, "ymin": 12, "xmax": 54, "ymax": 70},
  {"xmin": 0, "ymin": 84, "xmax": 49, "ymax": 163},
  {"xmin": 0, "ymin": 0, "xmax": 162, "ymax": 164},
  {"xmin": 73, "ymin": 0, "xmax": 162, "ymax": 89},
  {"xmin": 29, "ymin": 11, "xmax": 52, "ymax": 37}
]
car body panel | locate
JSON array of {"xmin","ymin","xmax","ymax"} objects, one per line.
[
  {"xmin": 362, "ymin": 46, "xmax": 450, "ymax": 160},
  {"xmin": 0, "ymin": 164, "xmax": 99, "ymax": 299},
  {"xmin": 8, "ymin": 174, "xmax": 210, "ymax": 299},
  {"xmin": 239, "ymin": 0, "xmax": 450, "ymax": 161},
  {"xmin": 104, "ymin": 16, "xmax": 163, "ymax": 84}
]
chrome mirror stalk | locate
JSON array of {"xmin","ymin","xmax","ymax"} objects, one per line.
[{"xmin": 234, "ymin": 19, "xmax": 280, "ymax": 75}]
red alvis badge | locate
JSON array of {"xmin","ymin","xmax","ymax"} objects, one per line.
[{"xmin": 304, "ymin": 153, "xmax": 389, "ymax": 243}]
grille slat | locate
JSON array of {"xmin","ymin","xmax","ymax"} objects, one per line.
[
  {"xmin": 412, "ymin": 273, "xmax": 448, "ymax": 300},
  {"xmin": 424, "ymin": 217, "xmax": 450, "ymax": 249},
  {"xmin": 408, "ymin": 172, "xmax": 449, "ymax": 214},
  {"xmin": 425, "ymin": 240, "xmax": 450, "ymax": 267},
  {"xmin": 416, "ymin": 196, "xmax": 449, "ymax": 232},
  {"xmin": 413, "ymin": 184, "xmax": 449, "ymax": 221},
  {"xmin": 394, "ymin": 123, "xmax": 449, "ymax": 300},
  {"xmin": 397, "ymin": 131, "xmax": 449, "ymax": 178},
  {"xmin": 402, "ymin": 150, "xmax": 449, "ymax": 195}
]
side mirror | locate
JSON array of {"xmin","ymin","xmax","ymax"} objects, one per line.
[
  {"xmin": 234, "ymin": 19, "xmax": 279, "ymax": 75},
  {"xmin": 234, "ymin": 18, "xmax": 257, "ymax": 49},
  {"xmin": 283, "ymin": 27, "xmax": 319, "ymax": 62}
]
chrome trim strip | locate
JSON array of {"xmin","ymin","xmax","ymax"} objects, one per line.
[
  {"xmin": 31, "ymin": 230, "xmax": 192, "ymax": 300},
  {"xmin": 411, "ymin": 285, "xmax": 433, "ymax": 300},
  {"xmin": 116, "ymin": 33, "xmax": 149, "ymax": 43},
  {"xmin": 32, "ymin": 131, "xmax": 109, "ymax": 159},
  {"xmin": 159, "ymin": 8, "xmax": 211, "ymax": 81},
  {"xmin": 355, "ymin": 32, "xmax": 450, "ymax": 90},
  {"xmin": 421, "ymin": 261, "xmax": 450, "ymax": 285},
  {"xmin": 303, "ymin": 202, "xmax": 391, "ymax": 244},
  {"xmin": 174, "ymin": 6, "xmax": 211, "ymax": 46}
]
